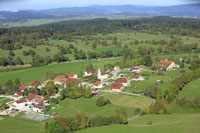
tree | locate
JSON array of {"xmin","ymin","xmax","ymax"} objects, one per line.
[
  {"xmin": 9, "ymin": 51, "xmax": 15, "ymax": 57},
  {"xmin": 96, "ymin": 97, "xmax": 106, "ymax": 107},
  {"xmin": 144, "ymin": 55, "xmax": 153, "ymax": 67}
]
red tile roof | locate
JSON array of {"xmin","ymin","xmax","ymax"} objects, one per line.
[
  {"xmin": 18, "ymin": 84, "xmax": 27, "ymax": 91},
  {"xmin": 110, "ymin": 83, "xmax": 123, "ymax": 90},
  {"xmin": 68, "ymin": 73, "xmax": 76, "ymax": 78},
  {"xmin": 158, "ymin": 60, "xmax": 173, "ymax": 68},
  {"xmin": 116, "ymin": 78, "xmax": 128, "ymax": 83},
  {"xmin": 30, "ymin": 80, "xmax": 41, "ymax": 87},
  {"xmin": 33, "ymin": 104, "xmax": 43, "ymax": 109},
  {"xmin": 53, "ymin": 75, "xmax": 67, "ymax": 83},
  {"xmin": 94, "ymin": 70, "xmax": 98, "ymax": 75},
  {"xmin": 64, "ymin": 78, "xmax": 79, "ymax": 84},
  {"xmin": 93, "ymin": 81, "xmax": 102, "ymax": 86},
  {"xmin": 14, "ymin": 92, "xmax": 23, "ymax": 96},
  {"xmin": 26, "ymin": 93, "xmax": 37, "ymax": 101},
  {"xmin": 15, "ymin": 99, "xmax": 27, "ymax": 104}
]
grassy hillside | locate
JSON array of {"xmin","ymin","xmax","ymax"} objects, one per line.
[
  {"xmin": 0, "ymin": 32, "xmax": 199, "ymax": 64},
  {"xmin": 0, "ymin": 58, "xmax": 120, "ymax": 85},
  {"xmin": 179, "ymin": 78, "xmax": 200, "ymax": 99},
  {"xmin": 78, "ymin": 113, "xmax": 200, "ymax": 133}
]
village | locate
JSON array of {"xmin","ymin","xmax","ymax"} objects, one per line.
[{"xmin": 0, "ymin": 59, "xmax": 179, "ymax": 119}]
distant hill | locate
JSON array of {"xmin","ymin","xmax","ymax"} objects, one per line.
[{"xmin": 0, "ymin": 3, "xmax": 200, "ymax": 23}]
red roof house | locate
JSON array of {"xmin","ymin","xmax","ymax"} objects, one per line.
[
  {"xmin": 157, "ymin": 70, "xmax": 166, "ymax": 75},
  {"xmin": 158, "ymin": 60, "xmax": 173, "ymax": 69},
  {"xmin": 13, "ymin": 92, "xmax": 23, "ymax": 97},
  {"xmin": 64, "ymin": 78, "xmax": 80, "ymax": 84},
  {"xmin": 93, "ymin": 81, "xmax": 103, "ymax": 88},
  {"xmin": 116, "ymin": 78, "xmax": 128, "ymax": 83},
  {"xmin": 68, "ymin": 73, "xmax": 78, "ymax": 79},
  {"xmin": 26, "ymin": 93, "xmax": 37, "ymax": 101},
  {"xmin": 110, "ymin": 83, "xmax": 123, "ymax": 92},
  {"xmin": 18, "ymin": 84, "xmax": 27, "ymax": 91},
  {"xmin": 53, "ymin": 75, "xmax": 67, "ymax": 84}
]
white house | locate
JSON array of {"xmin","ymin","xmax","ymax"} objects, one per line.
[
  {"xmin": 32, "ymin": 104, "xmax": 44, "ymax": 113},
  {"xmin": 97, "ymin": 68, "xmax": 108, "ymax": 81},
  {"xmin": 68, "ymin": 73, "xmax": 78, "ymax": 79},
  {"xmin": 110, "ymin": 83, "xmax": 124, "ymax": 92},
  {"xmin": 13, "ymin": 92, "xmax": 23, "ymax": 98},
  {"xmin": 115, "ymin": 78, "xmax": 130, "ymax": 87},
  {"xmin": 158, "ymin": 60, "xmax": 179, "ymax": 71},
  {"xmin": 84, "ymin": 71, "xmax": 93, "ymax": 77},
  {"xmin": 93, "ymin": 81, "xmax": 103, "ymax": 89},
  {"xmin": 13, "ymin": 99, "xmax": 27, "ymax": 108}
]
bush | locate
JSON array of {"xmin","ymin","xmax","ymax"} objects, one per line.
[{"xmin": 96, "ymin": 97, "xmax": 111, "ymax": 107}]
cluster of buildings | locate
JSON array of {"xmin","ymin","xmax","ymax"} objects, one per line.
[{"xmin": 9, "ymin": 59, "xmax": 179, "ymax": 113}]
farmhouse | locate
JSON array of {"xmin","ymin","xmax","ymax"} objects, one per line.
[
  {"xmin": 53, "ymin": 75, "xmax": 67, "ymax": 85},
  {"xmin": 68, "ymin": 73, "xmax": 78, "ymax": 79},
  {"xmin": 13, "ymin": 92, "xmax": 23, "ymax": 97},
  {"xmin": 93, "ymin": 81, "xmax": 103, "ymax": 88},
  {"xmin": 13, "ymin": 99, "xmax": 27, "ymax": 107},
  {"xmin": 84, "ymin": 71, "xmax": 93, "ymax": 77},
  {"xmin": 133, "ymin": 74, "xmax": 144, "ymax": 81},
  {"xmin": 115, "ymin": 78, "xmax": 130, "ymax": 87},
  {"xmin": 158, "ymin": 60, "xmax": 179, "ymax": 71},
  {"xmin": 32, "ymin": 104, "xmax": 45, "ymax": 113},
  {"xmin": 64, "ymin": 78, "xmax": 80, "ymax": 84},
  {"xmin": 110, "ymin": 83, "xmax": 124, "ymax": 92},
  {"xmin": 18, "ymin": 84, "xmax": 27, "ymax": 91}
]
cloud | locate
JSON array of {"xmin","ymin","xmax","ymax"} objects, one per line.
[{"xmin": 0, "ymin": 0, "xmax": 25, "ymax": 3}]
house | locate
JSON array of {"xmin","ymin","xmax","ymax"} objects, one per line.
[
  {"xmin": 64, "ymin": 78, "xmax": 80, "ymax": 84},
  {"xmin": 84, "ymin": 71, "xmax": 93, "ymax": 77},
  {"xmin": 18, "ymin": 84, "xmax": 27, "ymax": 91},
  {"xmin": 13, "ymin": 92, "xmax": 23, "ymax": 97},
  {"xmin": 97, "ymin": 68, "xmax": 108, "ymax": 81},
  {"xmin": 128, "ymin": 67, "xmax": 141, "ymax": 73},
  {"xmin": 110, "ymin": 83, "xmax": 124, "ymax": 92},
  {"xmin": 29, "ymin": 80, "xmax": 41, "ymax": 88},
  {"xmin": 26, "ymin": 93, "xmax": 46, "ymax": 105},
  {"xmin": 32, "ymin": 104, "xmax": 45, "ymax": 113},
  {"xmin": 158, "ymin": 60, "xmax": 179, "ymax": 71},
  {"xmin": 114, "ymin": 66, "xmax": 120, "ymax": 70},
  {"xmin": 90, "ymin": 87, "xmax": 98, "ymax": 95},
  {"xmin": 115, "ymin": 78, "xmax": 130, "ymax": 87},
  {"xmin": 68, "ymin": 73, "xmax": 78, "ymax": 79},
  {"xmin": 13, "ymin": 99, "xmax": 27, "ymax": 107},
  {"xmin": 53, "ymin": 75, "xmax": 67, "ymax": 85},
  {"xmin": 93, "ymin": 81, "xmax": 103, "ymax": 89},
  {"xmin": 133, "ymin": 74, "xmax": 144, "ymax": 81},
  {"xmin": 157, "ymin": 70, "xmax": 166, "ymax": 75}
]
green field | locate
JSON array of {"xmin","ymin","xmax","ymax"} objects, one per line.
[
  {"xmin": 0, "ymin": 115, "xmax": 45, "ymax": 133},
  {"xmin": 78, "ymin": 113, "xmax": 200, "ymax": 133},
  {"xmin": 179, "ymin": 78, "xmax": 200, "ymax": 99},
  {"xmin": 100, "ymin": 93, "xmax": 152, "ymax": 109},
  {"xmin": 0, "ymin": 58, "xmax": 121, "ymax": 85},
  {"xmin": 46, "ymin": 92, "xmax": 153, "ymax": 118},
  {"xmin": 0, "ymin": 97, "xmax": 13, "ymax": 104},
  {"xmin": 0, "ymin": 32, "xmax": 199, "ymax": 64}
]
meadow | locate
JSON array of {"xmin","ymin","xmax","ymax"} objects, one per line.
[
  {"xmin": 78, "ymin": 113, "xmax": 200, "ymax": 133},
  {"xmin": 179, "ymin": 78, "xmax": 200, "ymax": 99},
  {"xmin": 0, "ymin": 58, "xmax": 121, "ymax": 85},
  {"xmin": 0, "ymin": 32, "xmax": 200, "ymax": 64}
]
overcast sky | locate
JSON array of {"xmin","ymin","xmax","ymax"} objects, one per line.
[{"xmin": 0, "ymin": 0, "xmax": 199, "ymax": 11}]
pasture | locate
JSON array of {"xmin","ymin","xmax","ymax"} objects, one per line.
[
  {"xmin": 78, "ymin": 113, "xmax": 200, "ymax": 133},
  {"xmin": 0, "ymin": 58, "xmax": 121, "ymax": 85}
]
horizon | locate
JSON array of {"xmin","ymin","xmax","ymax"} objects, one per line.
[{"xmin": 0, "ymin": 0, "xmax": 200, "ymax": 11}]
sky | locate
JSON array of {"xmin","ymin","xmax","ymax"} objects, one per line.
[{"xmin": 0, "ymin": 0, "xmax": 199, "ymax": 11}]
